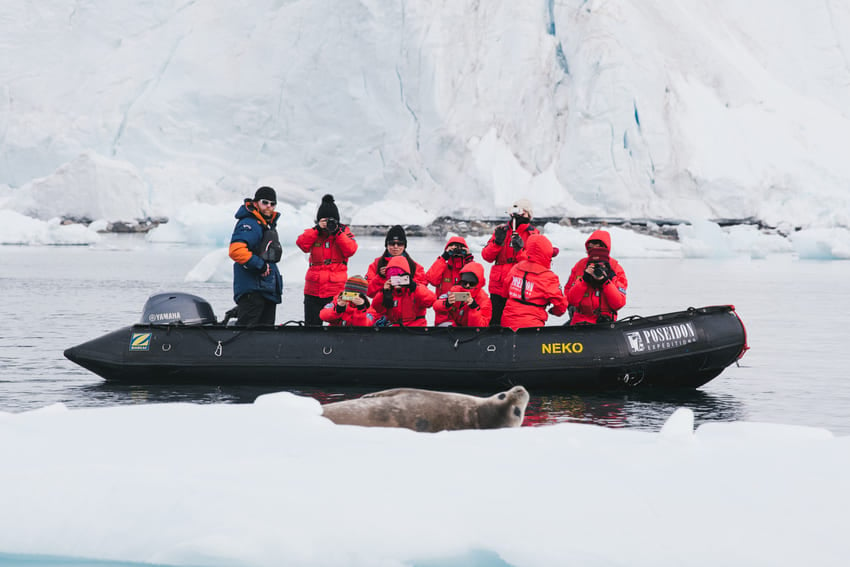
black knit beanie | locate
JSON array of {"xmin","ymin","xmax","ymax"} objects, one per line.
[
  {"xmin": 316, "ymin": 194, "xmax": 340, "ymax": 221},
  {"xmin": 253, "ymin": 186, "xmax": 277, "ymax": 203},
  {"xmin": 385, "ymin": 225, "xmax": 407, "ymax": 247}
]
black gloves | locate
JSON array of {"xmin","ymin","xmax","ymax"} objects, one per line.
[
  {"xmin": 441, "ymin": 250, "xmax": 451, "ymax": 261},
  {"xmin": 510, "ymin": 233, "xmax": 524, "ymax": 252},
  {"xmin": 409, "ymin": 281, "xmax": 417, "ymax": 292},
  {"xmin": 583, "ymin": 262, "xmax": 613, "ymax": 287},
  {"xmin": 493, "ymin": 225, "xmax": 508, "ymax": 245}
]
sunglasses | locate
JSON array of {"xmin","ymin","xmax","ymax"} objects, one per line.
[
  {"xmin": 459, "ymin": 280, "xmax": 476, "ymax": 288},
  {"xmin": 387, "ymin": 240, "xmax": 405, "ymax": 246},
  {"xmin": 258, "ymin": 199, "xmax": 276, "ymax": 207}
]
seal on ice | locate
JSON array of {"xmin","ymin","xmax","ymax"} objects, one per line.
[{"xmin": 321, "ymin": 385, "xmax": 530, "ymax": 432}]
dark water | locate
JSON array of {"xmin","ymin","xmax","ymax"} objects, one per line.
[{"xmin": 1, "ymin": 236, "xmax": 848, "ymax": 434}]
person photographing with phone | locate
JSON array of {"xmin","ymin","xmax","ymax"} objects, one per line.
[
  {"xmin": 426, "ymin": 236, "xmax": 474, "ymax": 325},
  {"xmin": 565, "ymin": 230, "xmax": 628, "ymax": 325},
  {"xmin": 296, "ymin": 194, "xmax": 358, "ymax": 326},
  {"xmin": 372, "ymin": 256, "xmax": 436, "ymax": 327},
  {"xmin": 433, "ymin": 262, "xmax": 492, "ymax": 327},
  {"xmin": 365, "ymin": 225, "xmax": 426, "ymax": 298},
  {"xmin": 319, "ymin": 275, "xmax": 376, "ymax": 327},
  {"xmin": 482, "ymin": 199, "xmax": 538, "ymax": 326}
]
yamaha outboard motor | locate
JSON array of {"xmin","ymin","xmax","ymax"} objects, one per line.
[{"xmin": 141, "ymin": 292, "xmax": 217, "ymax": 325}]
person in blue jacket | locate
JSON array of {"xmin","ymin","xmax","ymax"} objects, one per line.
[{"xmin": 228, "ymin": 186, "xmax": 283, "ymax": 326}]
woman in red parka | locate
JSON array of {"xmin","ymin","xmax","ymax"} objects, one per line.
[
  {"xmin": 295, "ymin": 194, "xmax": 358, "ymax": 326},
  {"xmin": 365, "ymin": 225, "xmax": 427, "ymax": 298},
  {"xmin": 433, "ymin": 261, "xmax": 492, "ymax": 327},
  {"xmin": 319, "ymin": 275, "xmax": 377, "ymax": 327},
  {"xmin": 426, "ymin": 236, "xmax": 474, "ymax": 325},
  {"xmin": 481, "ymin": 199, "xmax": 538, "ymax": 327},
  {"xmin": 565, "ymin": 230, "xmax": 627, "ymax": 325},
  {"xmin": 500, "ymin": 233, "xmax": 568, "ymax": 330},
  {"xmin": 373, "ymin": 256, "xmax": 436, "ymax": 327}
]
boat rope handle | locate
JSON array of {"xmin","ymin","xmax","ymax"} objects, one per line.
[
  {"xmin": 215, "ymin": 341, "xmax": 223, "ymax": 357},
  {"xmin": 162, "ymin": 343, "xmax": 171, "ymax": 352},
  {"xmin": 323, "ymin": 346, "xmax": 333, "ymax": 355},
  {"xmin": 487, "ymin": 344, "xmax": 496, "ymax": 352}
]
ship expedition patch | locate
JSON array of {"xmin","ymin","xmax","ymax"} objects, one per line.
[
  {"xmin": 129, "ymin": 332, "xmax": 152, "ymax": 351},
  {"xmin": 625, "ymin": 321, "xmax": 697, "ymax": 354}
]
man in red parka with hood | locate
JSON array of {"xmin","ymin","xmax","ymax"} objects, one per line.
[
  {"xmin": 565, "ymin": 229, "xmax": 628, "ymax": 325},
  {"xmin": 426, "ymin": 236, "xmax": 474, "ymax": 325},
  {"xmin": 373, "ymin": 256, "xmax": 436, "ymax": 327},
  {"xmin": 482, "ymin": 199, "xmax": 538, "ymax": 327},
  {"xmin": 296, "ymin": 194, "xmax": 358, "ymax": 326},
  {"xmin": 501, "ymin": 233, "xmax": 568, "ymax": 330},
  {"xmin": 433, "ymin": 261, "xmax": 492, "ymax": 327}
]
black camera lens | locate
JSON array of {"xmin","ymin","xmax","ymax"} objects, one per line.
[
  {"xmin": 592, "ymin": 263, "xmax": 606, "ymax": 278},
  {"xmin": 326, "ymin": 218, "xmax": 338, "ymax": 233}
]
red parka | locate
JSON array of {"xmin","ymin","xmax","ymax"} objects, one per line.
[
  {"xmin": 565, "ymin": 230, "xmax": 627, "ymax": 325},
  {"xmin": 319, "ymin": 294, "xmax": 377, "ymax": 327},
  {"xmin": 295, "ymin": 225, "xmax": 358, "ymax": 297},
  {"xmin": 481, "ymin": 221, "xmax": 538, "ymax": 297},
  {"xmin": 366, "ymin": 251, "xmax": 427, "ymax": 298},
  {"xmin": 372, "ymin": 256, "xmax": 436, "ymax": 327},
  {"xmin": 501, "ymin": 234, "xmax": 568, "ymax": 330},
  {"xmin": 426, "ymin": 236, "xmax": 474, "ymax": 325},
  {"xmin": 433, "ymin": 262, "xmax": 492, "ymax": 327}
]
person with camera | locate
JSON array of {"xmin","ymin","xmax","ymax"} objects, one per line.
[
  {"xmin": 319, "ymin": 275, "xmax": 377, "ymax": 327},
  {"xmin": 296, "ymin": 194, "xmax": 358, "ymax": 326},
  {"xmin": 228, "ymin": 186, "xmax": 284, "ymax": 326},
  {"xmin": 482, "ymin": 198, "xmax": 538, "ymax": 326},
  {"xmin": 365, "ymin": 225, "xmax": 426, "ymax": 298},
  {"xmin": 426, "ymin": 236, "xmax": 475, "ymax": 325},
  {"xmin": 565, "ymin": 230, "xmax": 628, "ymax": 325},
  {"xmin": 500, "ymin": 234, "xmax": 568, "ymax": 331},
  {"xmin": 433, "ymin": 262, "xmax": 492, "ymax": 327},
  {"xmin": 372, "ymin": 256, "xmax": 436, "ymax": 327}
]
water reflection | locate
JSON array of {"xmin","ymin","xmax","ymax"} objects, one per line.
[
  {"xmin": 524, "ymin": 389, "xmax": 746, "ymax": 431},
  {"xmin": 82, "ymin": 382, "xmax": 746, "ymax": 432}
]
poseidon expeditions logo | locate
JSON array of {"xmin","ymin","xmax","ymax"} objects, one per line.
[{"xmin": 624, "ymin": 322, "xmax": 697, "ymax": 354}]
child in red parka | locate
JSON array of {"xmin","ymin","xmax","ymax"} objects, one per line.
[
  {"xmin": 426, "ymin": 236, "xmax": 474, "ymax": 325},
  {"xmin": 373, "ymin": 256, "xmax": 436, "ymax": 327},
  {"xmin": 500, "ymin": 234, "xmax": 568, "ymax": 330},
  {"xmin": 319, "ymin": 275, "xmax": 377, "ymax": 327},
  {"xmin": 565, "ymin": 230, "xmax": 627, "ymax": 325},
  {"xmin": 433, "ymin": 262, "xmax": 492, "ymax": 327}
]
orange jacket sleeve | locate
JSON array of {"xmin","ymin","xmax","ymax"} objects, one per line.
[{"xmin": 229, "ymin": 241, "xmax": 253, "ymax": 265}]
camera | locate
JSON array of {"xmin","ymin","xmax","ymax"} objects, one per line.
[
  {"xmin": 510, "ymin": 233, "xmax": 524, "ymax": 251},
  {"xmin": 340, "ymin": 291, "xmax": 359, "ymax": 302},
  {"xmin": 325, "ymin": 218, "xmax": 339, "ymax": 233},
  {"xmin": 389, "ymin": 274, "xmax": 410, "ymax": 287},
  {"xmin": 591, "ymin": 263, "xmax": 607, "ymax": 279},
  {"xmin": 447, "ymin": 247, "xmax": 467, "ymax": 257}
]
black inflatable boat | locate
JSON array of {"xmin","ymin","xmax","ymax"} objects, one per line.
[{"xmin": 64, "ymin": 292, "xmax": 748, "ymax": 390}]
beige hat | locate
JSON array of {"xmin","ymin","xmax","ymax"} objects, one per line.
[{"xmin": 509, "ymin": 198, "xmax": 533, "ymax": 219}]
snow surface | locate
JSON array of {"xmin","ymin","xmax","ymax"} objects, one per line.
[
  {"xmin": 1, "ymin": 395, "xmax": 848, "ymax": 567},
  {"xmin": 2, "ymin": 1, "xmax": 850, "ymax": 229}
]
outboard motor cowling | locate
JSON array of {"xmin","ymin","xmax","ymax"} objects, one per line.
[{"xmin": 141, "ymin": 292, "xmax": 217, "ymax": 325}]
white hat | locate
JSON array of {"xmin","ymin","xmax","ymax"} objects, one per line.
[{"xmin": 509, "ymin": 198, "xmax": 533, "ymax": 219}]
